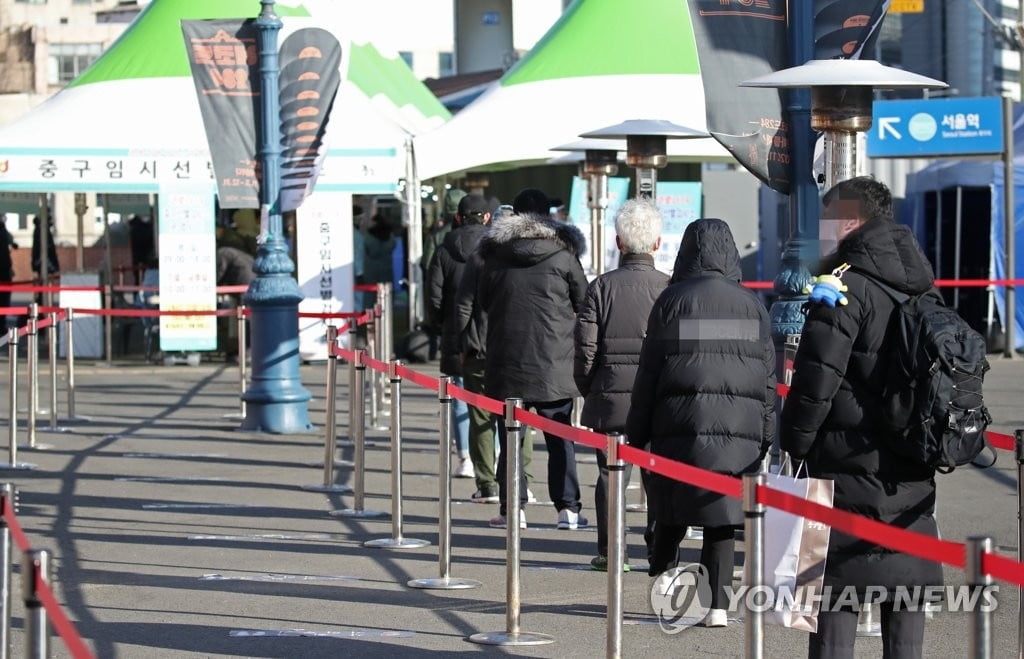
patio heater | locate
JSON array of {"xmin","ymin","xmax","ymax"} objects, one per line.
[
  {"xmin": 579, "ymin": 119, "xmax": 707, "ymax": 201},
  {"xmin": 741, "ymin": 59, "xmax": 947, "ymax": 191},
  {"xmin": 551, "ymin": 139, "xmax": 624, "ymax": 275}
]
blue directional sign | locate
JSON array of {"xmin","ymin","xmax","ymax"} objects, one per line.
[{"xmin": 867, "ymin": 97, "xmax": 1004, "ymax": 158}]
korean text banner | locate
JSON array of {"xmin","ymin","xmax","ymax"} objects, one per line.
[
  {"xmin": 686, "ymin": 1, "xmax": 790, "ymax": 194},
  {"xmin": 182, "ymin": 19, "xmax": 261, "ymax": 209}
]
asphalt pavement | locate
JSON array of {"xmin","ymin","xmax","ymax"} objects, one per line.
[{"xmin": 1, "ymin": 352, "xmax": 1022, "ymax": 658}]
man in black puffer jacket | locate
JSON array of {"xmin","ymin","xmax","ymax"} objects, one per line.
[
  {"xmin": 575, "ymin": 198, "xmax": 668, "ymax": 570},
  {"xmin": 626, "ymin": 217, "xmax": 776, "ymax": 626},
  {"xmin": 428, "ymin": 194, "xmax": 491, "ymax": 481},
  {"xmin": 468, "ymin": 188, "xmax": 589, "ymax": 529},
  {"xmin": 781, "ymin": 177, "xmax": 942, "ymax": 659}
]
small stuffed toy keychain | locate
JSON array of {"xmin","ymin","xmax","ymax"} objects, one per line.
[{"xmin": 803, "ymin": 263, "xmax": 851, "ymax": 307}]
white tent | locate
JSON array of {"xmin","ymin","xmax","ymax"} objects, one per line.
[
  {"xmin": 415, "ymin": 0, "xmax": 732, "ymax": 179},
  {"xmin": 0, "ymin": 0, "xmax": 450, "ymax": 194}
]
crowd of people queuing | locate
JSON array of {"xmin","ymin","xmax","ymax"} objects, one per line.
[{"xmin": 424, "ymin": 176, "xmax": 942, "ymax": 658}]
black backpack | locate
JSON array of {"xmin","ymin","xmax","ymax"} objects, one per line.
[{"xmin": 862, "ymin": 273, "xmax": 992, "ymax": 473}]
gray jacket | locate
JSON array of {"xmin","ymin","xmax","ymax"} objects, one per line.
[{"xmin": 574, "ymin": 253, "xmax": 668, "ymax": 432}]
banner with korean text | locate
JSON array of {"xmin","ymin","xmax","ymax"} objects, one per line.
[
  {"xmin": 653, "ymin": 182, "xmax": 703, "ymax": 274},
  {"xmin": 296, "ymin": 190, "xmax": 354, "ymax": 361},
  {"xmin": 158, "ymin": 183, "xmax": 217, "ymax": 351}
]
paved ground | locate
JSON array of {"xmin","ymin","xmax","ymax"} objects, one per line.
[{"xmin": 0, "ymin": 350, "xmax": 1022, "ymax": 658}]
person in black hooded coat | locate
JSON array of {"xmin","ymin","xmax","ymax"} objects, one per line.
[
  {"xmin": 626, "ymin": 217, "xmax": 776, "ymax": 623},
  {"xmin": 780, "ymin": 177, "xmax": 942, "ymax": 659},
  {"xmin": 470, "ymin": 188, "xmax": 589, "ymax": 529}
]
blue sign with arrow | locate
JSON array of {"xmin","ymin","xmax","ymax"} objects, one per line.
[{"xmin": 867, "ymin": 97, "xmax": 1004, "ymax": 158}]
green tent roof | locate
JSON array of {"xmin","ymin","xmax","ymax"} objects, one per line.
[
  {"xmin": 502, "ymin": 0, "xmax": 700, "ymax": 87},
  {"xmin": 70, "ymin": 0, "xmax": 449, "ymax": 122}
]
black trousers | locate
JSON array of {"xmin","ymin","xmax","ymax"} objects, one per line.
[
  {"xmin": 649, "ymin": 523, "xmax": 735, "ymax": 610},
  {"xmin": 496, "ymin": 398, "xmax": 579, "ymax": 516},
  {"xmin": 594, "ymin": 448, "xmax": 654, "ymax": 559},
  {"xmin": 809, "ymin": 602, "xmax": 925, "ymax": 659}
]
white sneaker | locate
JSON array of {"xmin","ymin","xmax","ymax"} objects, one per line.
[
  {"xmin": 453, "ymin": 457, "xmax": 474, "ymax": 479},
  {"xmin": 489, "ymin": 511, "xmax": 527, "ymax": 529},
  {"xmin": 527, "ymin": 488, "xmax": 537, "ymax": 503},
  {"xmin": 703, "ymin": 609, "xmax": 727, "ymax": 627},
  {"xmin": 557, "ymin": 509, "xmax": 587, "ymax": 530}
]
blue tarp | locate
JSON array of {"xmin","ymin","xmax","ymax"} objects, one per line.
[{"xmin": 902, "ymin": 103, "xmax": 1024, "ymax": 349}]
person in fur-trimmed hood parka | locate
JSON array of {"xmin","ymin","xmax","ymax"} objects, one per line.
[{"xmin": 467, "ymin": 188, "xmax": 589, "ymax": 529}]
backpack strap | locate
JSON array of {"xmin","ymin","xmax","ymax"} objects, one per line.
[{"xmin": 850, "ymin": 268, "xmax": 912, "ymax": 304}]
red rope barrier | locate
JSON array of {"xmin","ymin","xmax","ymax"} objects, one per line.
[
  {"xmin": 982, "ymin": 552, "xmax": 1024, "ymax": 590},
  {"xmin": 3, "ymin": 498, "xmax": 30, "ymax": 552},
  {"xmin": 393, "ymin": 363, "xmax": 440, "ymax": 393},
  {"xmin": 514, "ymin": 407, "xmax": 606, "ymax": 452},
  {"xmin": 363, "ymin": 355, "xmax": 389, "ymax": 375},
  {"xmin": 33, "ymin": 573, "xmax": 96, "ymax": 659},
  {"xmin": 0, "ymin": 285, "xmax": 101, "ymax": 293},
  {"xmin": 0, "ymin": 306, "xmax": 28, "ymax": 315},
  {"xmin": 67, "ymin": 308, "xmax": 234, "ymax": 318},
  {"xmin": 620, "ymin": 444, "xmax": 743, "ymax": 499},
  {"xmin": 986, "ymin": 431, "xmax": 1015, "ymax": 452},
  {"xmin": 448, "ymin": 384, "xmax": 504, "ymax": 415},
  {"xmin": 354, "ymin": 284, "xmax": 378, "ymax": 292}
]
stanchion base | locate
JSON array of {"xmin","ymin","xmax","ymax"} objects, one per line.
[
  {"xmin": 363, "ymin": 537, "xmax": 431, "ymax": 549},
  {"xmin": 19, "ymin": 443, "xmax": 55, "ymax": 451},
  {"xmin": 685, "ymin": 527, "xmax": 703, "ymax": 541},
  {"xmin": 329, "ymin": 508, "xmax": 388, "ymax": 518},
  {"xmin": 306, "ymin": 460, "xmax": 355, "ymax": 469},
  {"xmin": 625, "ymin": 504, "xmax": 648, "ymax": 513},
  {"xmin": 59, "ymin": 415, "xmax": 91, "ymax": 424},
  {"xmin": 300, "ymin": 484, "xmax": 354, "ymax": 494},
  {"xmin": 0, "ymin": 462, "xmax": 37, "ymax": 470},
  {"xmin": 222, "ymin": 412, "xmax": 246, "ymax": 420},
  {"xmin": 407, "ymin": 576, "xmax": 481, "ymax": 590},
  {"xmin": 370, "ymin": 424, "xmax": 390, "ymax": 432},
  {"xmin": 40, "ymin": 426, "xmax": 72, "ymax": 434},
  {"xmin": 468, "ymin": 631, "xmax": 554, "ymax": 646},
  {"xmin": 856, "ymin": 624, "xmax": 882, "ymax": 637}
]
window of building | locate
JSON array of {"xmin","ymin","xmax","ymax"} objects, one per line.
[
  {"xmin": 48, "ymin": 43, "xmax": 102, "ymax": 85},
  {"xmin": 438, "ymin": 51, "xmax": 454, "ymax": 77},
  {"xmin": 398, "ymin": 51, "xmax": 414, "ymax": 70}
]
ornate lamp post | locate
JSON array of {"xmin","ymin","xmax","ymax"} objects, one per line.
[
  {"xmin": 579, "ymin": 119, "xmax": 707, "ymax": 201},
  {"xmin": 241, "ymin": 0, "xmax": 312, "ymax": 433},
  {"xmin": 740, "ymin": 58, "xmax": 946, "ymax": 344},
  {"xmin": 552, "ymin": 139, "xmax": 624, "ymax": 275}
]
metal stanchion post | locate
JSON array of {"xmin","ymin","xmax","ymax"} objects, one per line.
[
  {"xmin": 43, "ymin": 312, "xmax": 69, "ymax": 434},
  {"xmin": 22, "ymin": 549, "xmax": 49, "ymax": 659},
  {"xmin": 967, "ymin": 536, "xmax": 994, "ymax": 659},
  {"xmin": 223, "ymin": 305, "xmax": 248, "ymax": 421},
  {"xmin": 25, "ymin": 307, "xmax": 38, "ymax": 449},
  {"xmin": 743, "ymin": 473, "xmax": 766, "ymax": 659},
  {"xmin": 366, "ymin": 306, "xmax": 383, "ymax": 429},
  {"xmin": 607, "ymin": 433, "xmax": 626, "ymax": 659},
  {"xmin": 336, "ymin": 321, "xmax": 359, "ymax": 449},
  {"xmin": 3, "ymin": 330, "xmax": 33, "ymax": 471},
  {"xmin": 409, "ymin": 376, "xmax": 481, "ymax": 589},
  {"xmin": 331, "ymin": 350, "xmax": 385, "ymax": 518},
  {"xmin": 383, "ymin": 282, "xmax": 393, "ymax": 362},
  {"xmin": 104, "ymin": 284, "xmax": 113, "ymax": 366},
  {"xmin": 1017, "ymin": 430, "xmax": 1024, "ymax": 659},
  {"xmin": 302, "ymin": 326, "xmax": 352, "ymax": 493},
  {"xmin": 0, "ymin": 485, "xmax": 13, "ymax": 659},
  {"xmin": 469, "ymin": 398, "xmax": 553, "ymax": 646},
  {"xmin": 365, "ymin": 361, "xmax": 429, "ymax": 549},
  {"xmin": 63, "ymin": 308, "xmax": 88, "ymax": 423},
  {"xmin": 375, "ymin": 302, "xmax": 390, "ymax": 419}
]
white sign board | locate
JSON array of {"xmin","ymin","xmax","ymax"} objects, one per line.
[
  {"xmin": 297, "ymin": 190, "xmax": 354, "ymax": 361},
  {"xmin": 157, "ymin": 183, "xmax": 216, "ymax": 351}
]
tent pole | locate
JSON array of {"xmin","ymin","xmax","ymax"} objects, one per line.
[
  {"xmin": 954, "ymin": 186, "xmax": 963, "ymax": 311},
  {"xmin": 1003, "ymin": 95, "xmax": 1017, "ymax": 359},
  {"xmin": 406, "ymin": 137, "xmax": 423, "ymax": 330}
]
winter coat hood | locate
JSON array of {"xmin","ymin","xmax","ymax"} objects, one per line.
[
  {"xmin": 440, "ymin": 222, "xmax": 488, "ymax": 264},
  {"xmin": 478, "ymin": 213, "xmax": 586, "ymax": 266},
  {"xmin": 821, "ymin": 219, "xmax": 934, "ymax": 296},
  {"xmin": 670, "ymin": 218, "xmax": 742, "ymax": 284}
]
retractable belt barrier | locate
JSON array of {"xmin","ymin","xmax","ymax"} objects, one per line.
[{"xmin": 327, "ymin": 339, "xmax": 1024, "ymax": 658}]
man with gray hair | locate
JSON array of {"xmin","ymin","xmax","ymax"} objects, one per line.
[{"xmin": 574, "ymin": 198, "xmax": 668, "ymax": 570}]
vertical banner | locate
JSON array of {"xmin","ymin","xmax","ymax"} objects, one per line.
[
  {"xmin": 686, "ymin": 1, "xmax": 790, "ymax": 194},
  {"xmin": 297, "ymin": 190, "xmax": 354, "ymax": 361},
  {"xmin": 653, "ymin": 182, "xmax": 703, "ymax": 275},
  {"xmin": 813, "ymin": 1, "xmax": 891, "ymax": 59},
  {"xmin": 182, "ymin": 20, "xmax": 261, "ymax": 209},
  {"xmin": 567, "ymin": 176, "xmax": 630, "ymax": 273},
  {"xmin": 278, "ymin": 28, "xmax": 344, "ymax": 212},
  {"xmin": 158, "ymin": 184, "xmax": 217, "ymax": 351}
]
